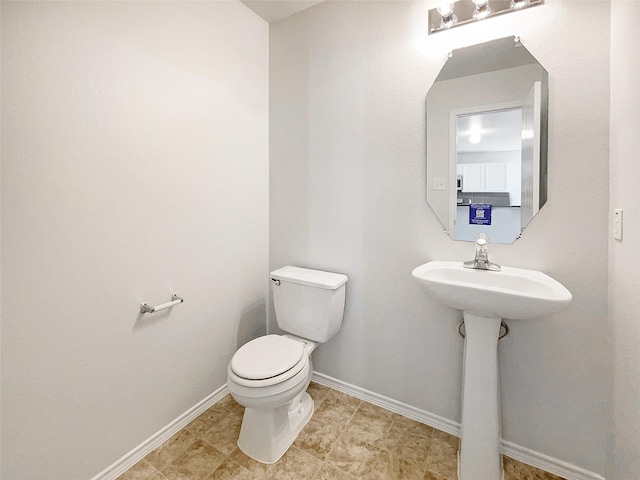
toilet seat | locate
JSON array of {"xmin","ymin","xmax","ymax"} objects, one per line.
[{"xmin": 230, "ymin": 335, "xmax": 307, "ymax": 387}]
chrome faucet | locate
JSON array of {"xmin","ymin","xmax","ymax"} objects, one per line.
[{"xmin": 463, "ymin": 234, "xmax": 501, "ymax": 271}]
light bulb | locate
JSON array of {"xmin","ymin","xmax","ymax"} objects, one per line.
[
  {"xmin": 510, "ymin": 0, "xmax": 530, "ymax": 9},
  {"xmin": 437, "ymin": 2, "xmax": 454, "ymax": 16},
  {"xmin": 436, "ymin": 2, "xmax": 457, "ymax": 28},
  {"xmin": 472, "ymin": 0, "xmax": 491, "ymax": 19},
  {"xmin": 469, "ymin": 133, "xmax": 482, "ymax": 144}
]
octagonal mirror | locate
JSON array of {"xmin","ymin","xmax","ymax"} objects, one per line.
[{"xmin": 426, "ymin": 36, "xmax": 548, "ymax": 244}]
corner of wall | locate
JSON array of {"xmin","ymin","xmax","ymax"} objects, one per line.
[{"xmin": 606, "ymin": 1, "xmax": 640, "ymax": 479}]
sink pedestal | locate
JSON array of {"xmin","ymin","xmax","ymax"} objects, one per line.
[{"xmin": 458, "ymin": 312, "xmax": 504, "ymax": 480}]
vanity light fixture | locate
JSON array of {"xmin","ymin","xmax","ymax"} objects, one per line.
[{"xmin": 428, "ymin": 0, "xmax": 543, "ymax": 35}]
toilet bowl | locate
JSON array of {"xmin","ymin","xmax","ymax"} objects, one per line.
[
  {"xmin": 226, "ymin": 266, "xmax": 348, "ymax": 464},
  {"xmin": 227, "ymin": 334, "xmax": 317, "ymax": 463}
]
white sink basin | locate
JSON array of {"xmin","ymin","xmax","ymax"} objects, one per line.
[
  {"xmin": 412, "ymin": 260, "xmax": 572, "ymax": 320},
  {"xmin": 412, "ymin": 260, "xmax": 572, "ymax": 479}
]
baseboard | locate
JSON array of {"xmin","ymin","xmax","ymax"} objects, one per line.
[
  {"xmin": 312, "ymin": 372, "xmax": 605, "ymax": 480},
  {"xmin": 90, "ymin": 384, "xmax": 230, "ymax": 480},
  {"xmin": 501, "ymin": 441, "xmax": 606, "ymax": 480},
  {"xmin": 311, "ymin": 371, "xmax": 461, "ymax": 438}
]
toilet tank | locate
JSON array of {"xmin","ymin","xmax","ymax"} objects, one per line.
[{"xmin": 270, "ymin": 266, "xmax": 348, "ymax": 343}]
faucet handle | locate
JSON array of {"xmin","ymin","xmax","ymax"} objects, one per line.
[{"xmin": 464, "ymin": 233, "xmax": 501, "ymax": 271}]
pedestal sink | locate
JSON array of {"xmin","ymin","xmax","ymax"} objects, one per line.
[{"xmin": 412, "ymin": 261, "xmax": 572, "ymax": 480}]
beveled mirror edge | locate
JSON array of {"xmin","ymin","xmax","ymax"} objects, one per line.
[{"xmin": 425, "ymin": 35, "xmax": 549, "ymax": 244}]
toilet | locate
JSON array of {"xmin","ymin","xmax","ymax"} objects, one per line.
[{"xmin": 227, "ymin": 266, "xmax": 348, "ymax": 463}]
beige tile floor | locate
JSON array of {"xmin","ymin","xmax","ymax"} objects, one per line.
[{"xmin": 118, "ymin": 382, "xmax": 565, "ymax": 480}]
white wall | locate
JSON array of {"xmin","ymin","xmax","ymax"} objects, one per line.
[
  {"xmin": 270, "ymin": 0, "xmax": 610, "ymax": 475},
  {"xmin": 607, "ymin": 1, "xmax": 640, "ymax": 478},
  {"xmin": 0, "ymin": 2, "xmax": 269, "ymax": 479}
]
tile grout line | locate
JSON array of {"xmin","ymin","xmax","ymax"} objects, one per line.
[
  {"xmin": 311, "ymin": 393, "xmax": 363, "ymax": 479},
  {"xmin": 143, "ymin": 460, "xmax": 169, "ymax": 480},
  {"xmin": 161, "ymin": 398, "xmax": 243, "ymax": 480}
]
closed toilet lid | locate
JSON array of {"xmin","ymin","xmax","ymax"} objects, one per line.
[{"xmin": 230, "ymin": 335, "xmax": 305, "ymax": 380}]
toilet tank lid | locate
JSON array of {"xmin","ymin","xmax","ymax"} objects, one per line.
[{"xmin": 271, "ymin": 266, "xmax": 348, "ymax": 290}]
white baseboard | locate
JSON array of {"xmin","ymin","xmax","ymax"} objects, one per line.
[
  {"xmin": 311, "ymin": 372, "xmax": 605, "ymax": 480},
  {"xmin": 90, "ymin": 384, "xmax": 229, "ymax": 480},
  {"xmin": 311, "ymin": 371, "xmax": 461, "ymax": 438},
  {"xmin": 501, "ymin": 441, "xmax": 606, "ymax": 480}
]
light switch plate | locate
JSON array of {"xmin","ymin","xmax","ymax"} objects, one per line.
[
  {"xmin": 613, "ymin": 208, "xmax": 623, "ymax": 240},
  {"xmin": 434, "ymin": 178, "xmax": 446, "ymax": 191}
]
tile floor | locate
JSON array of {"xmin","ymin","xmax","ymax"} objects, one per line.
[{"xmin": 118, "ymin": 382, "xmax": 565, "ymax": 480}]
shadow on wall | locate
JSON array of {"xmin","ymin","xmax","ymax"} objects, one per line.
[{"xmin": 237, "ymin": 299, "xmax": 267, "ymax": 349}]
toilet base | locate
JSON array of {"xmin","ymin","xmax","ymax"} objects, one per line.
[{"xmin": 237, "ymin": 392, "xmax": 314, "ymax": 463}]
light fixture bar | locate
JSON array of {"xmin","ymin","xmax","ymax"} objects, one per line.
[{"xmin": 428, "ymin": 0, "xmax": 543, "ymax": 35}]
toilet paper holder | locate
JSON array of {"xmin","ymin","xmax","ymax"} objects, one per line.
[{"xmin": 140, "ymin": 293, "xmax": 184, "ymax": 314}]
